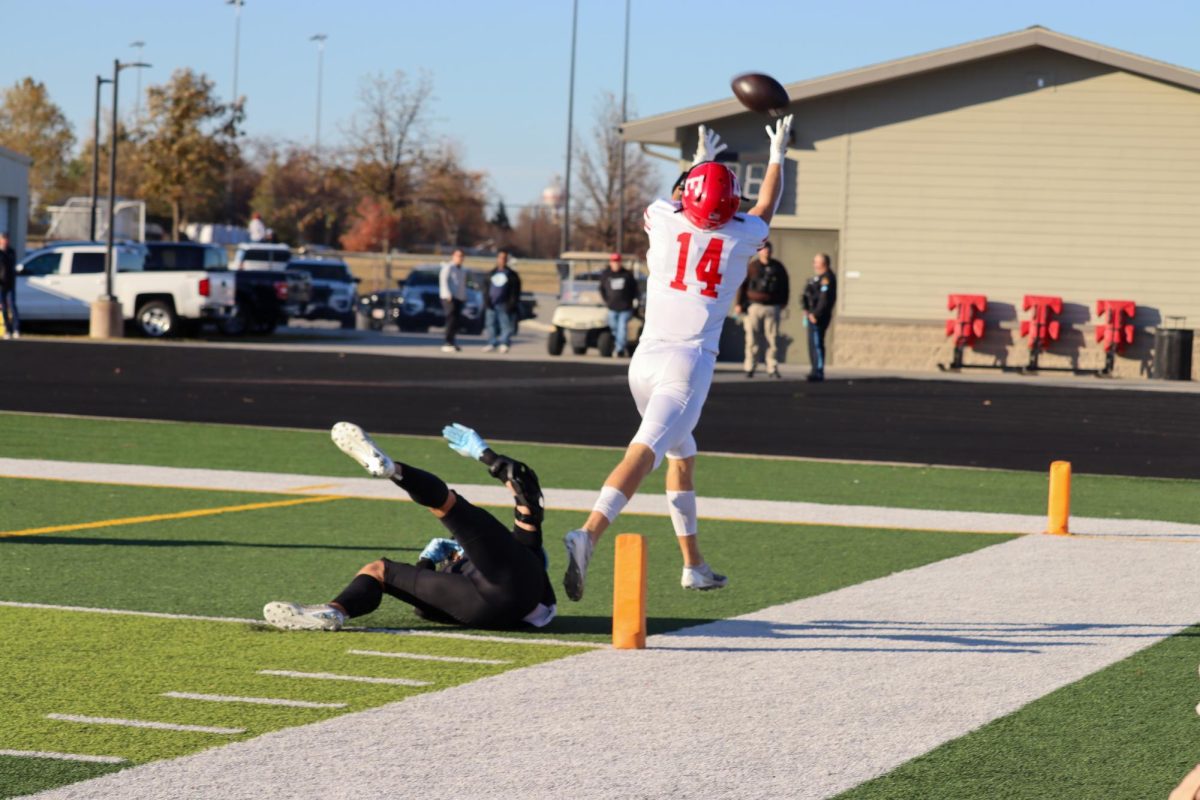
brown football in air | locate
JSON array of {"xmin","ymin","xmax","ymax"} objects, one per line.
[{"xmin": 731, "ymin": 73, "xmax": 790, "ymax": 117}]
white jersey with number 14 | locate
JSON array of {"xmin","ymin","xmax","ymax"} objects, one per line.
[{"xmin": 640, "ymin": 198, "xmax": 768, "ymax": 353}]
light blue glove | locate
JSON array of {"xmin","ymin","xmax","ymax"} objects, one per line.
[
  {"xmin": 442, "ymin": 422, "xmax": 489, "ymax": 460},
  {"xmin": 420, "ymin": 537, "xmax": 464, "ymax": 564}
]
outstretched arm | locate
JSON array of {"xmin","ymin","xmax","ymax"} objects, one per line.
[{"xmin": 748, "ymin": 114, "xmax": 793, "ymax": 225}]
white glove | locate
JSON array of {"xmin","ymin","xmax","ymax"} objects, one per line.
[
  {"xmin": 765, "ymin": 114, "xmax": 793, "ymax": 165},
  {"xmin": 691, "ymin": 124, "xmax": 727, "ymax": 166}
]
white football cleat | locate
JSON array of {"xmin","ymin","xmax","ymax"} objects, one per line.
[
  {"xmin": 562, "ymin": 528, "xmax": 594, "ymax": 602},
  {"xmin": 263, "ymin": 601, "xmax": 346, "ymax": 631},
  {"xmin": 331, "ymin": 422, "xmax": 395, "ymax": 478},
  {"xmin": 682, "ymin": 563, "xmax": 728, "ymax": 591}
]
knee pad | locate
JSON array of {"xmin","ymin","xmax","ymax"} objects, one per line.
[{"xmin": 488, "ymin": 456, "xmax": 545, "ymax": 526}]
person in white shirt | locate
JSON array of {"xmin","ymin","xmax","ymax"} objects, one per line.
[
  {"xmin": 438, "ymin": 249, "xmax": 468, "ymax": 352},
  {"xmin": 563, "ymin": 115, "xmax": 792, "ymax": 600},
  {"xmin": 247, "ymin": 212, "xmax": 267, "ymax": 243}
]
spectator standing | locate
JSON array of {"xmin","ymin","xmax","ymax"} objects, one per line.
[
  {"xmin": 439, "ymin": 249, "xmax": 467, "ymax": 353},
  {"xmin": 482, "ymin": 250, "xmax": 521, "ymax": 353},
  {"xmin": 801, "ymin": 252, "xmax": 837, "ymax": 381},
  {"xmin": 0, "ymin": 233, "xmax": 18, "ymax": 339},
  {"xmin": 248, "ymin": 212, "xmax": 267, "ymax": 243},
  {"xmin": 735, "ymin": 241, "xmax": 789, "ymax": 378},
  {"xmin": 599, "ymin": 253, "xmax": 639, "ymax": 356}
]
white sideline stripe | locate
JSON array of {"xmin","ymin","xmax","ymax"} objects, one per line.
[
  {"xmin": 259, "ymin": 670, "xmax": 431, "ymax": 687},
  {"xmin": 46, "ymin": 713, "xmax": 244, "ymax": 735},
  {"xmin": 348, "ymin": 649, "xmax": 510, "ymax": 665},
  {"xmin": 0, "ymin": 749, "xmax": 127, "ymax": 764},
  {"xmin": 0, "ymin": 600, "xmax": 602, "ymax": 647},
  {"xmin": 162, "ymin": 692, "xmax": 347, "ymax": 709},
  {"xmin": 5, "ymin": 456, "xmax": 1200, "ymax": 538},
  {"xmin": 347, "ymin": 627, "xmax": 605, "ymax": 648},
  {"xmin": 0, "ymin": 600, "xmax": 257, "ymax": 624}
]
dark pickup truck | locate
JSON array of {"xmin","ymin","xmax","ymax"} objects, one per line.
[{"xmin": 145, "ymin": 243, "xmax": 311, "ymax": 335}]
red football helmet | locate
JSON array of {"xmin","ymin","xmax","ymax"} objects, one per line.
[{"xmin": 680, "ymin": 162, "xmax": 740, "ymax": 230}]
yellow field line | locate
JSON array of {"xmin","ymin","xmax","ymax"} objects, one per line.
[{"xmin": 0, "ymin": 495, "xmax": 345, "ymax": 539}]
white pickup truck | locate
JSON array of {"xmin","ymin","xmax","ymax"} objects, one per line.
[{"xmin": 16, "ymin": 242, "xmax": 237, "ymax": 337}]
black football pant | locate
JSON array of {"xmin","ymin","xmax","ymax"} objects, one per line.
[{"xmin": 382, "ymin": 465, "xmax": 544, "ymax": 627}]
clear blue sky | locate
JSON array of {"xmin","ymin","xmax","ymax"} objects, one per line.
[{"xmin": 5, "ymin": 0, "xmax": 1198, "ymax": 216}]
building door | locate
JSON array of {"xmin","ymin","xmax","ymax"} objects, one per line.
[{"xmin": 767, "ymin": 229, "xmax": 840, "ymax": 367}]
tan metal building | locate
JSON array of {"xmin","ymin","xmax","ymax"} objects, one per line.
[{"xmin": 622, "ymin": 27, "xmax": 1200, "ymax": 378}]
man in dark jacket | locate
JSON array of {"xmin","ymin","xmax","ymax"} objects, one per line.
[
  {"xmin": 735, "ymin": 241, "xmax": 789, "ymax": 378},
  {"xmin": 482, "ymin": 250, "xmax": 521, "ymax": 353},
  {"xmin": 599, "ymin": 253, "xmax": 639, "ymax": 356},
  {"xmin": 0, "ymin": 233, "xmax": 17, "ymax": 339},
  {"xmin": 801, "ymin": 252, "xmax": 837, "ymax": 381}
]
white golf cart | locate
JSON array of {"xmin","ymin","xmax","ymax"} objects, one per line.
[{"xmin": 547, "ymin": 251, "xmax": 643, "ymax": 357}]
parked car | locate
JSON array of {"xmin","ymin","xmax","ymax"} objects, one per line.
[
  {"xmin": 144, "ymin": 242, "xmax": 310, "ymax": 336},
  {"xmin": 356, "ymin": 289, "xmax": 406, "ymax": 331},
  {"xmin": 15, "ymin": 241, "xmax": 236, "ymax": 337},
  {"xmin": 393, "ymin": 266, "xmax": 484, "ymax": 335},
  {"xmin": 223, "ymin": 269, "xmax": 311, "ymax": 336},
  {"xmin": 231, "ymin": 243, "xmax": 292, "ymax": 271},
  {"xmin": 144, "ymin": 242, "xmax": 229, "ymax": 271},
  {"xmin": 287, "ymin": 257, "xmax": 359, "ymax": 328}
]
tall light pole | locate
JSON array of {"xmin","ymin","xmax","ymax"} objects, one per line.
[
  {"xmin": 561, "ymin": 0, "xmax": 579, "ymax": 255},
  {"xmin": 90, "ymin": 75, "xmax": 112, "ymax": 241},
  {"xmin": 226, "ymin": 0, "xmax": 245, "ymax": 223},
  {"xmin": 92, "ymin": 58, "xmax": 151, "ymax": 339},
  {"xmin": 129, "ymin": 40, "xmax": 145, "ymax": 123},
  {"xmin": 310, "ymin": 34, "xmax": 327, "ymax": 153},
  {"xmin": 616, "ymin": 0, "xmax": 631, "ymax": 255}
]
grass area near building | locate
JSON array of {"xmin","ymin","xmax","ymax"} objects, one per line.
[{"xmin": 3, "ymin": 412, "xmax": 1200, "ymax": 522}]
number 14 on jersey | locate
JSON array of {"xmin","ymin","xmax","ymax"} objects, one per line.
[{"xmin": 670, "ymin": 232, "xmax": 726, "ymax": 298}]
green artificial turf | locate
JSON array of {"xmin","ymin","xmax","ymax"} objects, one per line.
[
  {"xmin": 2, "ymin": 412, "xmax": 1198, "ymax": 523},
  {"xmin": 834, "ymin": 624, "xmax": 1200, "ymax": 800},
  {"xmin": 0, "ymin": 605, "xmax": 588, "ymax": 798},
  {"xmin": 0, "ymin": 757, "xmax": 123, "ymax": 799},
  {"xmin": 0, "ymin": 480, "xmax": 1009, "ymax": 640}
]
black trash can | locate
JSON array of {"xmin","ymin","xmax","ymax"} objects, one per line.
[{"xmin": 1152, "ymin": 328, "xmax": 1194, "ymax": 380}]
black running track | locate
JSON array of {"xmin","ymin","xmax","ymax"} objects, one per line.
[{"xmin": 1, "ymin": 340, "xmax": 1196, "ymax": 479}]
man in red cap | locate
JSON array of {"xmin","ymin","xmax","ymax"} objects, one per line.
[{"xmin": 599, "ymin": 252, "xmax": 639, "ymax": 357}]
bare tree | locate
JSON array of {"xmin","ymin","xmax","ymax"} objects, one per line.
[
  {"xmin": 344, "ymin": 70, "xmax": 434, "ymax": 204},
  {"xmin": 573, "ymin": 92, "xmax": 661, "ymax": 253}
]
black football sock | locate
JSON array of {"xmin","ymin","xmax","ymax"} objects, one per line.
[
  {"xmin": 331, "ymin": 574, "xmax": 383, "ymax": 618},
  {"xmin": 390, "ymin": 464, "xmax": 450, "ymax": 509}
]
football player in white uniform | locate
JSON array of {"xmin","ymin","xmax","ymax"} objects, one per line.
[{"xmin": 563, "ymin": 115, "xmax": 793, "ymax": 601}]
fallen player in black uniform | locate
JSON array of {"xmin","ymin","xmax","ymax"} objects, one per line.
[{"xmin": 264, "ymin": 421, "xmax": 556, "ymax": 631}]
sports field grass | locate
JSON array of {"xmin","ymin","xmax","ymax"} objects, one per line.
[
  {"xmin": 2, "ymin": 411, "xmax": 1199, "ymax": 522},
  {"xmin": 0, "ymin": 605, "xmax": 589, "ymax": 798},
  {"xmin": 3, "ymin": 412, "xmax": 1199, "ymax": 798}
]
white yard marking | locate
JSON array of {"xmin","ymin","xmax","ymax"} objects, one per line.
[
  {"xmin": 5, "ymin": 456, "xmax": 1200, "ymax": 537},
  {"xmin": 0, "ymin": 600, "xmax": 603, "ymax": 647},
  {"xmin": 0, "ymin": 600, "xmax": 257, "ymax": 624},
  {"xmin": 46, "ymin": 714, "xmax": 244, "ymax": 735},
  {"xmin": 348, "ymin": 649, "xmax": 510, "ymax": 665},
  {"xmin": 0, "ymin": 749, "xmax": 126, "ymax": 764},
  {"xmin": 162, "ymin": 692, "xmax": 347, "ymax": 709},
  {"xmin": 258, "ymin": 670, "xmax": 431, "ymax": 687}
]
